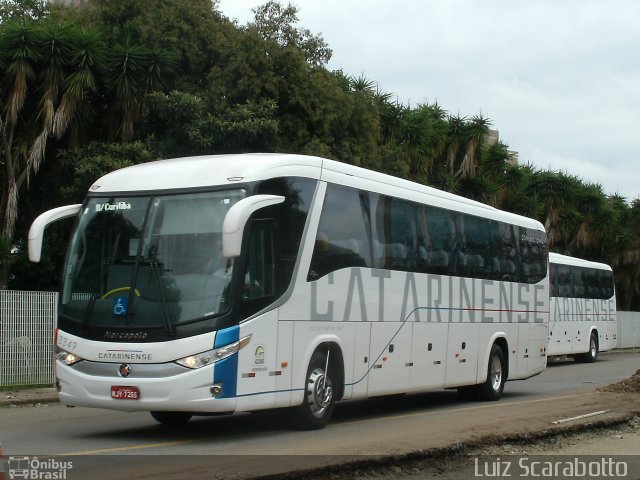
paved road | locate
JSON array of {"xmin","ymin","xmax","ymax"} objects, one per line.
[{"xmin": 1, "ymin": 352, "xmax": 638, "ymax": 479}]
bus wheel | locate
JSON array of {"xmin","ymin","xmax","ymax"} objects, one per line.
[
  {"xmin": 293, "ymin": 351, "xmax": 335, "ymax": 430},
  {"xmin": 477, "ymin": 344, "xmax": 506, "ymax": 401},
  {"xmin": 150, "ymin": 411, "xmax": 193, "ymax": 426},
  {"xmin": 582, "ymin": 333, "xmax": 598, "ymax": 363}
]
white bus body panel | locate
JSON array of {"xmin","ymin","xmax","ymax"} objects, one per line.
[{"xmin": 548, "ymin": 253, "xmax": 617, "ymax": 357}]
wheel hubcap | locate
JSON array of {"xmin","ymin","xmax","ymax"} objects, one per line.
[
  {"xmin": 491, "ymin": 356, "xmax": 502, "ymax": 391},
  {"xmin": 306, "ymin": 367, "xmax": 333, "ymax": 418},
  {"xmin": 590, "ymin": 338, "xmax": 597, "ymax": 357}
]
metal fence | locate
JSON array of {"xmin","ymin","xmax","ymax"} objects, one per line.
[
  {"xmin": 617, "ymin": 311, "xmax": 640, "ymax": 349},
  {"xmin": 0, "ymin": 291, "xmax": 57, "ymax": 387}
]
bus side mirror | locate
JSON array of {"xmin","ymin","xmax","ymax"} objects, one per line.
[
  {"xmin": 28, "ymin": 204, "xmax": 82, "ymax": 262},
  {"xmin": 222, "ymin": 195, "xmax": 285, "ymax": 258}
]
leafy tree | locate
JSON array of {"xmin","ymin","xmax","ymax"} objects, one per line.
[
  {"xmin": 248, "ymin": 1, "xmax": 331, "ymax": 66},
  {"xmin": 52, "ymin": 0, "xmax": 225, "ymax": 90},
  {"xmin": 0, "ymin": 0, "xmax": 48, "ymax": 24}
]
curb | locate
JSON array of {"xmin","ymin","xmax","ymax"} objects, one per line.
[{"xmin": 0, "ymin": 389, "xmax": 58, "ymax": 408}]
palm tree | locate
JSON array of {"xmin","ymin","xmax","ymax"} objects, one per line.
[
  {"xmin": 376, "ymin": 92, "xmax": 404, "ymax": 145},
  {"xmin": 399, "ymin": 104, "xmax": 448, "ymax": 182},
  {"xmin": 107, "ymin": 38, "xmax": 176, "ymax": 141},
  {"xmin": 444, "ymin": 114, "xmax": 465, "ymax": 176},
  {"xmin": 1, "ymin": 22, "xmax": 44, "ymax": 248},
  {"xmin": 567, "ymin": 183, "xmax": 606, "ymax": 254},
  {"xmin": 349, "ymin": 74, "xmax": 375, "ymax": 94},
  {"xmin": 0, "ymin": 235, "xmax": 12, "ymax": 270},
  {"xmin": 457, "ymin": 114, "xmax": 490, "ymax": 180},
  {"xmin": 531, "ymin": 170, "xmax": 578, "ymax": 249},
  {"xmin": 0, "ymin": 20, "xmax": 175, "ymax": 288}
]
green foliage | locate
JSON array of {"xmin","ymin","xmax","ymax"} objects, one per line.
[
  {"xmin": 0, "ymin": 16, "xmax": 173, "ymax": 288},
  {"xmin": 248, "ymin": 1, "xmax": 331, "ymax": 66},
  {"xmin": 0, "ymin": 234, "xmax": 12, "ymax": 267},
  {"xmin": 188, "ymin": 100, "xmax": 279, "ymax": 153},
  {"xmin": 58, "ymin": 141, "xmax": 160, "ymax": 201},
  {"xmin": 141, "ymin": 91, "xmax": 206, "ymax": 156},
  {"xmin": 54, "ymin": 0, "xmax": 227, "ymax": 85},
  {"xmin": 106, "ymin": 38, "xmax": 177, "ymax": 140},
  {"xmin": 142, "ymin": 91, "xmax": 279, "ymax": 155},
  {"xmin": 3, "ymin": 0, "xmax": 640, "ymax": 309},
  {"xmin": 0, "ymin": 0, "xmax": 48, "ymax": 24}
]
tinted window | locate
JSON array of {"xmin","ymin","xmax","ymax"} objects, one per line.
[
  {"xmin": 372, "ymin": 196, "xmax": 420, "ymax": 272},
  {"xmin": 520, "ymin": 228, "xmax": 547, "ymax": 283},
  {"xmin": 550, "ymin": 263, "xmax": 614, "ymax": 300},
  {"xmin": 460, "ymin": 215, "xmax": 491, "ymax": 278},
  {"xmin": 256, "ymin": 177, "xmax": 316, "ymax": 293},
  {"xmin": 425, "ymin": 206, "xmax": 457, "ymax": 275},
  {"xmin": 308, "ymin": 185, "xmax": 371, "ymax": 280},
  {"xmin": 240, "ymin": 177, "xmax": 316, "ymax": 319},
  {"xmin": 308, "ymin": 184, "xmax": 548, "ymax": 284}
]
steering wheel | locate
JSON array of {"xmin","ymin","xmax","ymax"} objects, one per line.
[{"xmin": 102, "ymin": 287, "xmax": 141, "ymax": 299}]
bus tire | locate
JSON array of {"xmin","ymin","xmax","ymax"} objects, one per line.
[
  {"xmin": 293, "ymin": 350, "xmax": 336, "ymax": 430},
  {"xmin": 476, "ymin": 344, "xmax": 506, "ymax": 401},
  {"xmin": 150, "ymin": 411, "xmax": 193, "ymax": 426},
  {"xmin": 582, "ymin": 332, "xmax": 598, "ymax": 363}
]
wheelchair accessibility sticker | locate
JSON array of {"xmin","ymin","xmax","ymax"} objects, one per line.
[{"xmin": 113, "ymin": 297, "xmax": 128, "ymax": 316}]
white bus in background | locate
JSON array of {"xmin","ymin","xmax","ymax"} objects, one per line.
[
  {"xmin": 548, "ymin": 253, "xmax": 617, "ymax": 362},
  {"xmin": 29, "ymin": 154, "xmax": 549, "ymax": 429}
]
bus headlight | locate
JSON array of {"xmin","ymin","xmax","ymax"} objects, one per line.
[
  {"xmin": 175, "ymin": 334, "xmax": 252, "ymax": 369},
  {"xmin": 55, "ymin": 347, "xmax": 83, "ymax": 366}
]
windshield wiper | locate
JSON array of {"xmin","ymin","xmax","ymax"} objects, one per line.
[
  {"xmin": 82, "ymin": 293, "xmax": 99, "ymax": 326},
  {"xmin": 148, "ymin": 258, "xmax": 175, "ymax": 337}
]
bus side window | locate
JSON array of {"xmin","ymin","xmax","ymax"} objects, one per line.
[
  {"xmin": 558, "ymin": 266, "xmax": 572, "ymax": 297},
  {"xmin": 308, "ymin": 185, "xmax": 371, "ymax": 280},
  {"xmin": 425, "ymin": 207, "xmax": 453, "ymax": 275},
  {"xmin": 550, "ymin": 263, "xmax": 558, "ymax": 297},
  {"xmin": 601, "ymin": 270, "xmax": 614, "ymax": 299},
  {"xmin": 461, "ymin": 214, "xmax": 490, "ymax": 278},
  {"xmin": 256, "ymin": 177, "xmax": 316, "ymax": 294},
  {"xmin": 519, "ymin": 227, "xmax": 547, "ymax": 284}
]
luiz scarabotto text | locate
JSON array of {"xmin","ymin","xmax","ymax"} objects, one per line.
[{"xmin": 474, "ymin": 456, "xmax": 629, "ymax": 478}]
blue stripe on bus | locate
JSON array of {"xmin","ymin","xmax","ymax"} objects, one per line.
[
  {"xmin": 214, "ymin": 324, "xmax": 240, "ymax": 348},
  {"xmin": 213, "ymin": 325, "xmax": 239, "ymax": 398}
]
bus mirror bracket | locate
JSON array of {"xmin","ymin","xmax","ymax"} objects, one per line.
[
  {"xmin": 28, "ymin": 204, "xmax": 82, "ymax": 263},
  {"xmin": 222, "ymin": 195, "xmax": 285, "ymax": 258}
]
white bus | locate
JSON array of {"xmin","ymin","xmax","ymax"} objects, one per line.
[
  {"xmin": 548, "ymin": 253, "xmax": 616, "ymax": 362},
  {"xmin": 29, "ymin": 154, "xmax": 549, "ymax": 429}
]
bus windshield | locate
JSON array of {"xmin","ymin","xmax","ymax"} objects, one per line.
[{"xmin": 60, "ymin": 189, "xmax": 246, "ymax": 334}]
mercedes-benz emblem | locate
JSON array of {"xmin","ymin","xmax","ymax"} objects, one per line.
[{"xmin": 118, "ymin": 364, "xmax": 132, "ymax": 378}]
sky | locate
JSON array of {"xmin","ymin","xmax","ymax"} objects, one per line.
[{"xmin": 218, "ymin": 0, "xmax": 640, "ymax": 201}]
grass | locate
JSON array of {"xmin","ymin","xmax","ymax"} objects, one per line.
[{"xmin": 0, "ymin": 383, "xmax": 54, "ymax": 391}]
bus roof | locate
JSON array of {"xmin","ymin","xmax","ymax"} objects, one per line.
[
  {"xmin": 89, "ymin": 153, "xmax": 544, "ymax": 231},
  {"xmin": 549, "ymin": 252, "xmax": 612, "ymax": 271}
]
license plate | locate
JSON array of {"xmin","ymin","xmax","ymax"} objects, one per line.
[{"xmin": 111, "ymin": 386, "xmax": 140, "ymax": 400}]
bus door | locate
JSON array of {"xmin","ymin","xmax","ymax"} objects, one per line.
[{"xmin": 235, "ymin": 220, "xmax": 279, "ymax": 411}]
